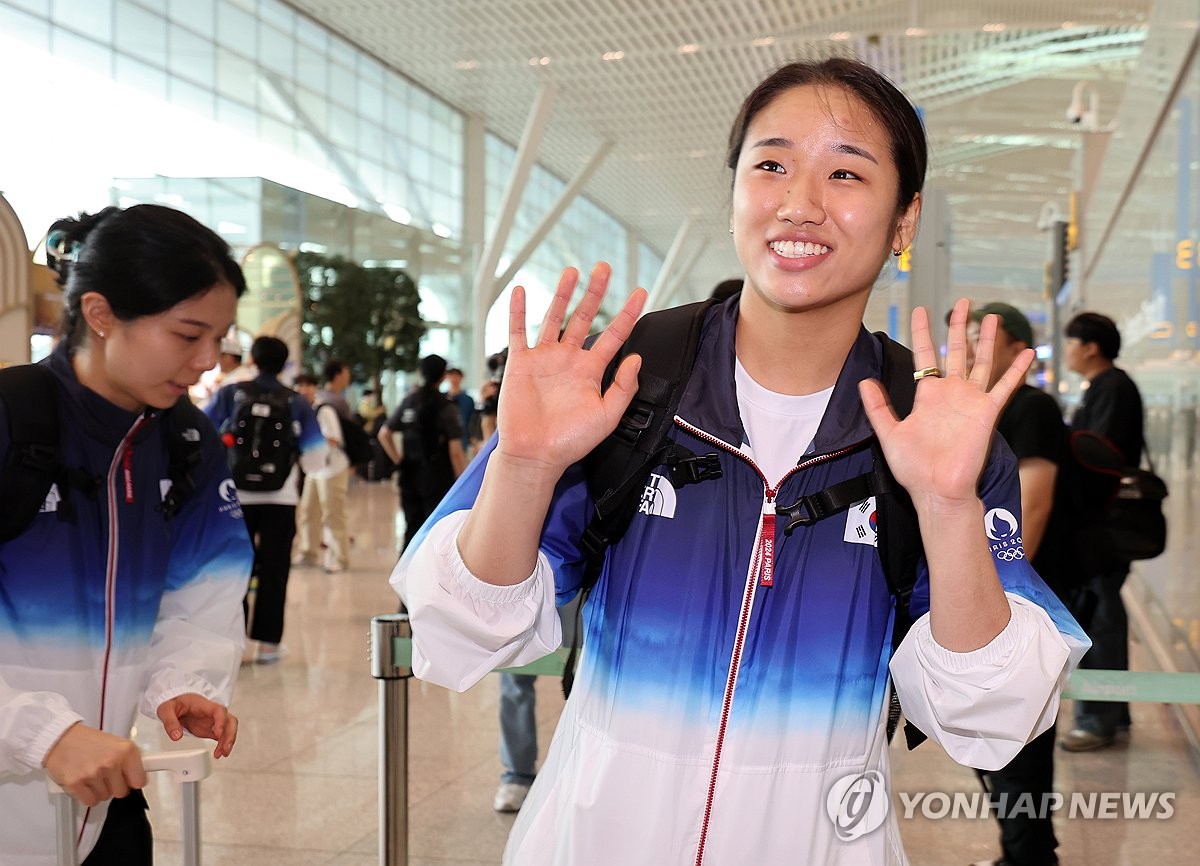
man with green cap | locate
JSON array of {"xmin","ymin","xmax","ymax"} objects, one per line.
[{"xmin": 967, "ymin": 302, "xmax": 1072, "ymax": 866}]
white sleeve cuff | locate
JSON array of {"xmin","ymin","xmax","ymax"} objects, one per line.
[
  {"xmin": 889, "ymin": 593, "xmax": 1071, "ymax": 770},
  {"xmin": 392, "ymin": 511, "xmax": 563, "ymax": 692},
  {"xmin": 0, "ymin": 691, "xmax": 84, "ymax": 775},
  {"xmin": 141, "ymin": 670, "xmax": 222, "ymax": 721}
]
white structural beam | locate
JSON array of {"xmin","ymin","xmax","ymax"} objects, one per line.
[
  {"xmin": 646, "ymin": 218, "xmax": 693, "ymax": 311},
  {"xmin": 491, "ymin": 139, "xmax": 613, "ymax": 296},
  {"xmin": 625, "ymin": 228, "xmax": 640, "ymax": 295},
  {"xmin": 461, "ymin": 112, "xmax": 488, "ymax": 381},
  {"xmin": 657, "ymin": 241, "xmax": 707, "ymax": 309},
  {"xmin": 259, "ymin": 71, "xmax": 381, "ymax": 213},
  {"xmin": 472, "ymin": 85, "xmax": 557, "ymax": 369},
  {"xmin": 1084, "ymin": 28, "xmax": 1200, "ymax": 284}
]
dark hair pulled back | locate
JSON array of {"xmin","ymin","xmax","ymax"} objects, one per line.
[
  {"xmin": 49, "ymin": 204, "xmax": 247, "ymax": 350},
  {"xmin": 725, "ymin": 57, "xmax": 927, "ymax": 213}
]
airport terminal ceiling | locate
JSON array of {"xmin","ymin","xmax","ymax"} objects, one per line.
[{"xmin": 289, "ymin": 0, "xmax": 1164, "ymax": 307}]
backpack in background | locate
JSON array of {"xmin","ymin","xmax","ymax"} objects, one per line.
[
  {"xmin": 224, "ymin": 383, "xmax": 299, "ymax": 492},
  {"xmin": 1068, "ymin": 431, "xmax": 1168, "ymax": 566},
  {"xmin": 339, "ymin": 415, "xmax": 374, "ymax": 467},
  {"xmin": 397, "ymin": 389, "xmax": 456, "ymax": 496},
  {"xmin": 316, "ymin": 403, "xmax": 374, "ymax": 467}
]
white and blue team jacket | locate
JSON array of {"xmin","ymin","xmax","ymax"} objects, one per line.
[
  {"xmin": 0, "ymin": 344, "xmax": 253, "ymax": 865},
  {"xmin": 392, "ymin": 300, "xmax": 1090, "ymax": 866}
]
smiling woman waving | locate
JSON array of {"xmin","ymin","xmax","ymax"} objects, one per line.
[{"xmin": 392, "ymin": 59, "xmax": 1089, "ymax": 866}]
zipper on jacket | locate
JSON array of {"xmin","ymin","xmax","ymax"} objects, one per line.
[
  {"xmin": 673, "ymin": 415, "xmax": 863, "ymax": 866},
  {"xmin": 100, "ymin": 416, "xmax": 147, "ymax": 727},
  {"xmin": 79, "ymin": 415, "xmax": 146, "ymax": 846}
]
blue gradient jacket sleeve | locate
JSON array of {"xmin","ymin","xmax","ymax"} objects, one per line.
[
  {"xmin": 391, "ymin": 434, "xmax": 593, "ymax": 687},
  {"xmin": 293, "ymin": 394, "xmax": 330, "ymax": 474},
  {"xmin": 401, "ymin": 433, "xmax": 593, "ymax": 595},
  {"xmin": 889, "ymin": 434, "xmax": 1091, "ymax": 770},
  {"xmin": 905, "ymin": 434, "xmax": 1090, "ymax": 648},
  {"xmin": 141, "ymin": 432, "xmax": 253, "ymax": 716}
]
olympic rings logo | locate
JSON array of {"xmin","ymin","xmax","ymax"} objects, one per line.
[{"xmin": 995, "ymin": 547, "xmax": 1025, "ymax": 562}]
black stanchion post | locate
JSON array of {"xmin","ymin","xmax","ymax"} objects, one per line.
[{"xmin": 371, "ymin": 613, "xmax": 411, "ymax": 866}]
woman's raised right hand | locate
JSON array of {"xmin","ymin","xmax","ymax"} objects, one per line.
[{"xmin": 495, "ymin": 262, "xmax": 646, "ymax": 477}]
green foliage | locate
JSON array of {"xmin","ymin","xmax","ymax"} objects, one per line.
[{"xmin": 294, "ymin": 251, "xmax": 426, "ymax": 383}]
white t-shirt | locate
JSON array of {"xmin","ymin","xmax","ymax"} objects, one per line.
[
  {"xmin": 734, "ymin": 357, "xmax": 834, "ymax": 486},
  {"xmin": 308, "ymin": 403, "xmax": 351, "ymax": 478}
]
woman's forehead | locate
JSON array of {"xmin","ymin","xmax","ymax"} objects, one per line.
[{"xmin": 749, "ymin": 84, "xmax": 885, "ymax": 143}]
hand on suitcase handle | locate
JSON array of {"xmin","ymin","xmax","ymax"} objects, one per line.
[
  {"xmin": 46, "ymin": 748, "xmax": 212, "ymax": 795},
  {"xmin": 42, "ymin": 724, "xmax": 146, "ymax": 806}
]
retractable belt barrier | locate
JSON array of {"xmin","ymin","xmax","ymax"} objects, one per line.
[{"xmin": 370, "ymin": 618, "xmax": 1200, "ymax": 866}]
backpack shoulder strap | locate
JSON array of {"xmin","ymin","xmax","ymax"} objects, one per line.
[
  {"xmin": 872, "ymin": 333, "xmax": 922, "ymax": 617},
  {"xmin": 564, "ymin": 300, "xmax": 721, "ymax": 699},
  {"xmin": 0, "ymin": 365, "xmax": 63, "ymax": 542},
  {"xmin": 579, "ymin": 299, "xmax": 720, "ymax": 574},
  {"xmin": 872, "ymin": 332, "xmax": 928, "ymax": 750},
  {"xmin": 159, "ymin": 397, "xmax": 208, "ymax": 520}
]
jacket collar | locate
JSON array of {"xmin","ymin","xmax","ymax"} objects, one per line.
[
  {"xmin": 48, "ymin": 341, "xmax": 148, "ymax": 449},
  {"xmin": 675, "ymin": 298, "xmax": 885, "ymax": 454}
]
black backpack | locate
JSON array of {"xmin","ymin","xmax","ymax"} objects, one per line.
[
  {"xmin": 318, "ymin": 403, "xmax": 374, "ymax": 467},
  {"xmin": 0, "ymin": 364, "xmax": 205, "ymax": 542},
  {"xmin": 224, "ymin": 382, "xmax": 299, "ymax": 492},
  {"xmin": 569, "ymin": 299, "xmax": 927, "ymax": 748},
  {"xmin": 397, "ymin": 388, "xmax": 455, "ymax": 486}
]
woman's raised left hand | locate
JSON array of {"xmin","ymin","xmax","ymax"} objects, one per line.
[{"xmin": 858, "ymin": 298, "xmax": 1033, "ymax": 511}]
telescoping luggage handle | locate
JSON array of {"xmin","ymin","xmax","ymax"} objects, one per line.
[{"xmin": 48, "ymin": 747, "xmax": 212, "ymax": 866}]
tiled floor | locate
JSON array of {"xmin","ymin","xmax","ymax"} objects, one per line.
[{"xmin": 138, "ymin": 477, "xmax": 1200, "ymax": 865}]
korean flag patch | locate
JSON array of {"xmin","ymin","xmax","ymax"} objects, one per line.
[{"xmin": 844, "ymin": 497, "xmax": 878, "ymax": 547}]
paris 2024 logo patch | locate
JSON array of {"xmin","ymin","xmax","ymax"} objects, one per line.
[{"xmin": 984, "ymin": 507, "xmax": 1024, "ymax": 562}]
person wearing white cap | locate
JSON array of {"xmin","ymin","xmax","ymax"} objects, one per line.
[{"xmin": 191, "ymin": 332, "xmax": 249, "ymax": 406}]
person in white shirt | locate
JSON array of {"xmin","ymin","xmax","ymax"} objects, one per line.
[{"xmin": 295, "ymin": 359, "xmax": 353, "ymax": 573}]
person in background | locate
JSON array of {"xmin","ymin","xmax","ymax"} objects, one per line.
[
  {"xmin": 204, "ymin": 337, "xmax": 327, "ymax": 664},
  {"xmin": 0, "ymin": 204, "xmax": 251, "ymax": 864},
  {"xmin": 477, "ymin": 348, "xmax": 507, "ymax": 441},
  {"xmin": 293, "ymin": 370, "xmax": 319, "ymax": 406},
  {"xmin": 391, "ymin": 58, "xmax": 1087, "ymax": 864},
  {"xmin": 1059, "ymin": 312, "xmax": 1145, "ymax": 752},
  {"xmin": 377, "ymin": 354, "xmax": 466, "ymax": 550},
  {"xmin": 291, "ymin": 370, "xmax": 322, "ymax": 499},
  {"xmin": 191, "ymin": 333, "xmax": 246, "ymax": 405},
  {"xmin": 967, "ymin": 303, "xmax": 1074, "ymax": 866},
  {"xmin": 357, "ymin": 387, "xmax": 387, "ymax": 436},
  {"xmin": 295, "ymin": 360, "xmax": 353, "ymax": 573},
  {"xmin": 444, "ymin": 367, "xmax": 476, "ymax": 457}
]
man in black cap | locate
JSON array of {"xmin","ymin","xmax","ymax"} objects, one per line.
[
  {"xmin": 378, "ymin": 354, "xmax": 467, "ymax": 550},
  {"xmin": 967, "ymin": 302, "xmax": 1073, "ymax": 866}
]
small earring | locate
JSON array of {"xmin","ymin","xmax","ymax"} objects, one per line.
[
  {"xmin": 892, "ymin": 249, "xmax": 902, "ymax": 257},
  {"xmin": 96, "ymin": 329, "xmax": 105, "ymax": 338},
  {"xmin": 728, "ymin": 227, "xmax": 734, "ymax": 235}
]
